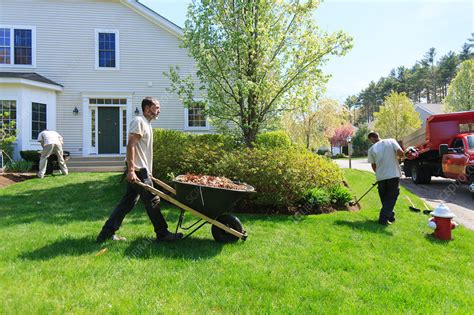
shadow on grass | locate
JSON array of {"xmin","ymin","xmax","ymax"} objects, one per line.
[
  {"xmin": 0, "ymin": 174, "xmax": 184, "ymax": 227},
  {"xmin": 333, "ymin": 220, "xmax": 394, "ymax": 236},
  {"xmin": 124, "ymin": 237, "xmax": 225, "ymax": 261},
  {"xmin": 424, "ymin": 233, "xmax": 453, "ymax": 244},
  {"xmin": 19, "ymin": 235, "xmax": 226, "ymax": 261},
  {"xmin": 19, "ymin": 236, "xmax": 100, "ymax": 260}
]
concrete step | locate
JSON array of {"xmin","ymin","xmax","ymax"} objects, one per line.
[
  {"xmin": 68, "ymin": 166, "xmax": 125, "ymax": 173},
  {"xmin": 67, "ymin": 160, "xmax": 125, "ymax": 167},
  {"xmin": 69, "ymin": 156, "xmax": 125, "ymax": 162},
  {"xmin": 67, "ymin": 156, "xmax": 126, "ymax": 172}
]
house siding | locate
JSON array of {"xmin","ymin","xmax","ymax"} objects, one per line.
[{"xmin": 0, "ymin": 0, "xmax": 204, "ymax": 156}]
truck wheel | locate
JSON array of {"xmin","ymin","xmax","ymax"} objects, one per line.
[
  {"xmin": 422, "ymin": 167, "xmax": 432, "ymax": 184},
  {"xmin": 211, "ymin": 214, "xmax": 243, "ymax": 243},
  {"xmin": 411, "ymin": 165, "xmax": 425, "ymax": 184}
]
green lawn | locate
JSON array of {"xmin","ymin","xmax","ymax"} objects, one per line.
[{"xmin": 0, "ymin": 170, "xmax": 472, "ymax": 313}]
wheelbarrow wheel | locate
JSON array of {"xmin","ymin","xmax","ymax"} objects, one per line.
[{"xmin": 211, "ymin": 214, "xmax": 243, "ymax": 243}]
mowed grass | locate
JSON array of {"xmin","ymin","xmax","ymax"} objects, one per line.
[{"xmin": 0, "ymin": 170, "xmax": 473, "ymax": 313}]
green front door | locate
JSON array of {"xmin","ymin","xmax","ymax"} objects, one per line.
[{"xmin": 98, "ymin": 107, "xmax": 120, "ymax": 154}]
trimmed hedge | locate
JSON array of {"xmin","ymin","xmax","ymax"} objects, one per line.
[
  {"xmin": 152, "ymin": 129, "xmax": 346, "ymax": 212},
  {"xmin": 152, "ymin": 129, "xmax": 237, "ymax": 180},
  {"xmin": 255, "ymin": 131, "xmax": 292, "ymax": 149},
  {"xmin": 214, "ymin": 147, "xmax": 343, "ymax": 209}
]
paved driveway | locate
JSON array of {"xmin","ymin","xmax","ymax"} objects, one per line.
[{"xmin": 335, "ymin": 158, "xmax": 474, "ymax": 230}]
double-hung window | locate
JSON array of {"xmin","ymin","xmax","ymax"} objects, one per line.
[
  {"xmin": 0, "ymin": 100, "xmax": 17, "ymax": 135},
  {"xmin": 32, "ymin": 102, "xmax": 47, "ymax": 140},
  {"xmin": 0, "ymin": 26, "xmax": 35, "ymax": 66},
  {"xmin": 185, "ymin": 101, "xmax": 209, "ymax": 130},
  {"xmin": 95, "ymin": 30, "xmax": 119, "ymax": 69}
]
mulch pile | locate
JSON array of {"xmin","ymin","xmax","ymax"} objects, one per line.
[
  {"xmin": 0, "ymin": 173, "xmax": 36, "ymax": 189},
  {"xmin": 175, "ymin": 173, "xmax": 251, "ymax": 191}
]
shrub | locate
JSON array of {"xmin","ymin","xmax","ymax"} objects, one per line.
[
  {"xmin": 255, "ymin": 131, "xmax": 292, "ymax": 149},
  {"xmin": 303, "ymin": 187, "xmax": 331, "ymax": 212},
  {"xmin": 352, "ymin": 124, "xmax": 370, "ymax": 157},
  {"xmin": 215, "ymin": 147, "xmax": 343, "ymax": 209},
  {"xmin": 331, "ymin": 153, "xmax": 346, "ymax": 159},
  {"xmin": 20, "ymin": 150, "xmax": 41, "ymax": 163},
  {"xmin": 5, "ymin": 160, "xmax": 34, "ymax": 172},
  {"xmin": 152, "ymin": 129, "xmax": 236, "ymax": 180},
  {"xmin": 329, "ymin": 185, "xmax": 353, "ymax": 206},
  {"xmin": 316, "ymin": 148, "xmax": 330, "ymax": 156}
]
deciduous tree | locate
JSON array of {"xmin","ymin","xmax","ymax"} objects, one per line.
[
  {"xmin": 443, "ymin": 59, "xmax": 474, "ymax": 112},
  {"xmin": 374, "ymin": 92, "xmax": 421, "ymax": 141},
  {"xmin": 166, "ymin": 0, "xmax": 352, "ymax": 147}
]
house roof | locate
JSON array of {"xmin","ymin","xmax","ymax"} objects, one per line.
[
  {"xmin": 122, "ymin": 0, "xmax": 184, "ymax": 37},
  {"xmin": 415, "ymin": 103, "xmax": 444, "ymax": 116},
  {"xmin": 0, "ymin": 72, "xmax": 63, "ymax": 87}
]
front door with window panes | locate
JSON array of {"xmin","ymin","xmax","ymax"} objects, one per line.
[
  {"xmin": 98, "ymin": 107, "xmax": 119, "ymax": 154},
  {"xmin": 89, "ymin": 98, "xmax": 127, "ymax": 155}
]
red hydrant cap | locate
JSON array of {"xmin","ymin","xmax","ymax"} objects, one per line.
[{"xmin": 430, "ymin": 203, "xmax": 455, "ymax": 218}]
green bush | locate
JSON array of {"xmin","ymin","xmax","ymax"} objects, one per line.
[
  {"xmin": 152, "ymin": 129, "xmax": 236, "ymax": 180},
  {"xmin": 303, "ymin": 187, "xmax": 331, "ymax": 212},
  {"xmin": 352, "ymin": 124, "xmax": 370, "ymax": 157},
  {"xmin": 255, "ymin": 131, "xmax": 292, "ymax": 149},
  {"xmin": 215, "ymin": 147, "xmax": 343, "ymax": 209},
  {"xmin": 20, "ymin": 150, "xmax": 41, "ymax": 163},
  {"xmin": 5, "ymin": 160, "xmax": 34, "ymax": 172},
  {"xmin": 331, "ymin": 153, "xmax": 346, "ymax": 159},
  {"xmin": 316, "ymin": 148, "xmax": 330, "ymax": 156},
  {"xmin": 329, "ymin": 185, "xmax": 353, "ymax": 206}
]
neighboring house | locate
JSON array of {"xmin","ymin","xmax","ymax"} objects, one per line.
[
  {"xmin": 414, "ymin": 103, "xmax": 444, "ymax": 127},
  {"xmin": 0, "ymin": 0, "xmax": 209, "ymax": 159}
]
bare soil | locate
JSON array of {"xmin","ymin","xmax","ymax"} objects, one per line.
[{"xmin": 0, "ymin": 173, "xmax": 36, "ymax": 189}]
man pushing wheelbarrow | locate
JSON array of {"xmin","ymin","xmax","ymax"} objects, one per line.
[
  {"xmin": 96, "ymin": 97, "xmax": 182, "ymax": 242},
  {"xmin": 97, "ymin": 97, "xmax": 252, "ymax": 243}
]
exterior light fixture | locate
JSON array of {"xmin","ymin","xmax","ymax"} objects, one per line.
[
  {"xmin": 73, "ymin": 106, "xmax": 79, "ymax": 115},
  {"xmin": 135, "ymin": 107, "xmax": 140, "ymax": 115}
]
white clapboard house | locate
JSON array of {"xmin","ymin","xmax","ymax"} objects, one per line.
[{"xmin": 0, "ymin": 0, "xmax": 208, "ymax": 170}]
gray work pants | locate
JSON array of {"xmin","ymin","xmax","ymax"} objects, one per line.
[{"xmin": 38, "ymin": 144, "xmax": 68, "ymax": 177}]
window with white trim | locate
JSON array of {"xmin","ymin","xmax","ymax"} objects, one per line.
[
  {"xmin": 0, "ymin": 100, "xmax": 17, "ymax": 135},
  {"xmin": 32, "ymin": 102, "xmax": 46, "ymax": 140},
  {"xmin": 95, "ymin": 30, "xmax": 119, "ymax": 69},
  {"xmin": 185, "ymin": 102, "xmax": 209, "ymax": 129},
  {"xmin": 0, "ymin": 27, "xmax": 35, "ymax": 66}
]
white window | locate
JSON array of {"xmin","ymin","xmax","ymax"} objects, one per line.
[
  {"xmin": 31, "ymin": 102, "xmax": 47, "ymax": 140},
  {"xmin": 184, "ymin": 101, "xmax": 209, "ymax": 131},
  {"xmin": 0, "ymin": 100, "xmax": 17, "ymax": 134},
  {"xmin": 0, "ymin": 26, "xmax": 36, "ymax": 67},
  {"xmin": 95, "ymin": 29, "xmax": 119, "ymax": 70}
]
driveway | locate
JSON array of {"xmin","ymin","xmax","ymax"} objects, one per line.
[{"xmin": 335, "ymin": 158, "xmax": 474, "ymax": 230}]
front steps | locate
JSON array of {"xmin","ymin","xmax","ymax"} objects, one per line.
[{"xmin": 67, "ymin": 156, "xmax": 125, "ymax": 173}]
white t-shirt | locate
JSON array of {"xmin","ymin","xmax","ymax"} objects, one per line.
[
  {"xmin": 128, "ymin": 115, "xmax": 153, "ymax": 172},
  {"xmin": 37, "ymin": 130, "xmax": 63, "ymax": 146},
  {"xmin": 368, "ymin": 139, "xmax": 402, "ymax": 181}
]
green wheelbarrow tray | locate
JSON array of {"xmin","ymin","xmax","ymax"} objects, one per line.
[{"xmin": 135, "ymin": 176, "xmax": 255, "ymax": 243}]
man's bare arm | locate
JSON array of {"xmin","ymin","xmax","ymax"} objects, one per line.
[
  {"xmin": 371, "ymin": 163, "xmax": 377, "ymax": 172},
  {"xmin": 396, "ymin": 148, "xmax": 405, "ymax": 159},
  {"xmin": 126, "ymin": 133, "xmax": 141, "ymax": 182}
]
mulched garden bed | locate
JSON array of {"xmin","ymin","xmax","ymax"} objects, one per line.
[{"xmin": 0, "ymin": 173, "xmax": 36, "ymax": 189}]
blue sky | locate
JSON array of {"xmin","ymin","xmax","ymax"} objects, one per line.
[{"xmin": 140, "ymin": 0, "xmax": 473, "ymax": 102}]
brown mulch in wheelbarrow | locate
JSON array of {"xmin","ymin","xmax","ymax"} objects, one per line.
[
  {"xmin": 0, "ymin": 173, "xmax": 36, "ymax": 189},
  {"xmin": 175, "ymin": 173, "xmax": 251, "ymax": 191}
]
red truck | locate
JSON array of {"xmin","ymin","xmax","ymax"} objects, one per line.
[{"xmin": 402, "ymin": 111, "xmax": 474, "ymax": 198}]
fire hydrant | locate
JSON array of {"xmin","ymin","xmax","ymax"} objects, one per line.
[{"xmin": 427, "ymin": 203, "xmax": 458, "ymax": 240}]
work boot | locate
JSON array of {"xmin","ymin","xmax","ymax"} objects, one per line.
[
  {"xmin": 155, "ymin": 230, "xmax": 183, "ymax": 242},
  {"xmin": 96, "ymin": 231, "xmax": 126, "ymax": 243}
]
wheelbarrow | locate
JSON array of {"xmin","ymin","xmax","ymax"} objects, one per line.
[{"xmin": 135, "ymin": 176, "xmax": 255, "ymax": 243}]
